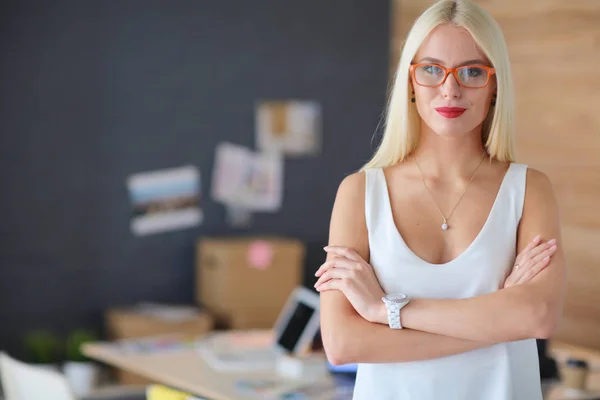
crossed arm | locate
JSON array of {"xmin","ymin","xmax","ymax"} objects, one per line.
[{"xmin": 319, "ymin": 168, "xmax": 566, "ymax": 366}]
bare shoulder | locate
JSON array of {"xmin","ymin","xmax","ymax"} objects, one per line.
[
  {"xmin": 525, "ymin": 167, "xmax": 555, "ymax": 198},
  {"xmin": 329, "ymin": 171, "xmax": 369, "ymax": 260},
  {"xmin": 335, "ymin": 170, "xmax": 366, "ymax": 201},
  {"xmin": 331, "ymin": 170, "xmax": 367, "ymax": 229},
  {"xmin": 518, "ymin": 167, "xmax": 561, "ymax": 251}
]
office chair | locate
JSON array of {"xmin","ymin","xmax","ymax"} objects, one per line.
[{"xmin": 0, "ymin": 352, "xmax": 76, "ymax": 400}]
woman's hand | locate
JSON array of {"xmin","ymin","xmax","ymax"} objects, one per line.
[
  {"xmin": 504, "ymin": 235, "xmax": 558, "ymax": 288},
  {"xmin": 314, "ymin": 246, "xmax": 386, "ymax": 323}
]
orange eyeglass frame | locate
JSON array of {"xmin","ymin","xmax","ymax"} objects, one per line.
[{"xmin": 409, "ymin": 63, "xmax": 496, "ymax": 88}]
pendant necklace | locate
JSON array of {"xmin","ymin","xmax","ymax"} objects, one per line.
[{"xmin": 414, "ymin": 152, "xmax": 486, "ymax": 231}]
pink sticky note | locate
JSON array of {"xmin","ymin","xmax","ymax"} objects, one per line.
[{"xmin": 247, "ymin": 240, "xmax": 274, "ymax": 270}]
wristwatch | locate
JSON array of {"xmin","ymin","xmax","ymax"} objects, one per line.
[{"xmin": 381, "ymin": 293, "xmax": 410, "ymax": 329}]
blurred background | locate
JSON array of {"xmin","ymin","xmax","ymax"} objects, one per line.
[
  {"xmin": 0, "ymin": 1, "xmax": 598, "ymax": 399},
  {"xmin": 0, "ymin": 0, "xmax": 387, "ymax": 353}
]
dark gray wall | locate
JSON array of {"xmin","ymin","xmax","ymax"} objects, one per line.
[{"xmin": 0, "ymin": 0, "xmax": 389, "ymax": 357}]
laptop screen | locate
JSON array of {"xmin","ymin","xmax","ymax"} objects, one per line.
[{"xmin": 276, "ymin": 301, "xmax": 315, "ymax": 353}]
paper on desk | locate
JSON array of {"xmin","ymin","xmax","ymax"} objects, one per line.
[
  {"xmin": 196, "ymin": 330, "xmax": 277, "ymax": 372},
  {"xmin": 108, "ymin": 336, "xmax": 199, "ymax": 355},
  {"xmin": 276, "ymin": 382, "xmax": 341, "ymax": 400},
  {"xmin": 146, "ymin": 384, "xmax": 205, "ymax": 400},
  {"xmin": 132, "ymin": 302, "xmax": 201, "ymax": 323},
  {"xmin": 235, "ymin": 378, "xmax": 287, "ymax": 397},
  {"xmin": 234, "ymin": 378, "xmax": 342, "ymax": 400}
]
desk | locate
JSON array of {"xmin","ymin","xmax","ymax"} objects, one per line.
[
  {"xmin": 82, "ymin": 334, "xmax": 334, "ymax": 400},
  {"xmin": 83, "ymin": 336, "xmax": 600, "ymax": 400}
]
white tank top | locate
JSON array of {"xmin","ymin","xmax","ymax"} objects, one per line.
[{"xmin": 354, "ymin": 162, "xmax": 542, "ymax": 400}]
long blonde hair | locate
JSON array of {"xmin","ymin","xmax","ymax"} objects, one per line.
[{"xmin": 360, "ymin": 0, "xmax": 515, "ymax": 171}]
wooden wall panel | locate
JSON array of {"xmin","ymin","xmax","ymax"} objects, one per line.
[{"xmin": 392, "ymin": 0, "xmax": 600, "ymax": 349}]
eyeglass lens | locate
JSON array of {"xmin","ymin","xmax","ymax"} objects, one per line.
[{"xmin": 415, "ymin": 65, "xmax": 490, "ymax": 88}]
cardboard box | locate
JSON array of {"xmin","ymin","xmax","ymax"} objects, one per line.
[
  {"xmin": 105, "ymin": 304, "xmax": 214, "ymax": 385},
  {"xmin": 196, "ymin": 236, "xmax": 304, "ymax": 330}
]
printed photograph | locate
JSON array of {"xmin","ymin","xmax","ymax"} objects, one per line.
[{"xmin": 127, "ymin": 165, "xmax": 203, "ymax": 236}]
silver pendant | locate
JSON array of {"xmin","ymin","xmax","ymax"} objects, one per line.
[{"xmin": 441, "ymin": 222, "xmax": 448, "ymax": 231}]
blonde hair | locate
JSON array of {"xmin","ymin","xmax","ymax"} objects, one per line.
[{"xmin": 360, "ymin": 0, "xmax": 515, "ymax": 171}]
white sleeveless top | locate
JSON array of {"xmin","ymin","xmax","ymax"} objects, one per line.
[{"xmin": 354, "ymin": 163, "xmax": 542, "ymax": 400}]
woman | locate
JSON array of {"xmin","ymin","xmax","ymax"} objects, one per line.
[{"xmin": 315, "ymin": 1, "xmax": 566, "ymax": 399}]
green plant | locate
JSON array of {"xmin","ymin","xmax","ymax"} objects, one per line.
[
  {"xmin": 23, "ymin": 330, "xmax": 61, "ymax": 364},
  {"xmin": 66, "ymin": 329, "xmax": 98, "ymax": 362}
]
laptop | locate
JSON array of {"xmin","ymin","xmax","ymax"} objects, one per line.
[{"xmin": 197, "ymin": 286, "xmax": 321, "ymax": 372}]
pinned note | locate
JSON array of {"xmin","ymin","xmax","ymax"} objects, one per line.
[{"xmin": 247, "ymin": 240, "xmax": 274, "ymax": 270}]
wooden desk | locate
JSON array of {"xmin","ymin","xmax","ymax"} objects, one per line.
[
  {"xmin": 82, "ymin": 335, "xmax": 332, "ymax": 400},
  {"xmin": 545, "ymin": 341, "xmax": 600, "ymax": 400},
  {"xmin": 83, "ymin": 335, "xmax": 600, "ymax": 400}
]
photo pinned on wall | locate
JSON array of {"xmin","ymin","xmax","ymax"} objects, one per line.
[
  {"xmin": 255, "ymin": 100, "xmax": 322, "ymax": 156},
  {"xmin": 211, "ymin": 142, "xmax": 284, "ymax": 213},
  {"xmin": 127, "ymin": 165, "xmax": 202, "ymax": 236}
]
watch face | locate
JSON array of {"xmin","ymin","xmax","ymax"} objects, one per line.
[{"xmin": 385, "ymin": 294, "xmax": 408, "ymax": 304}]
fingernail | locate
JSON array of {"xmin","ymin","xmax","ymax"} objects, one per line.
[
  {"xmin": 548, "ymin": 239, "xmax": 556, "ymax": 245},
  {"xmin": 534, "ymin": 235, "xmax": 541, "ymax": 241},
  {"xmin": 550, "ymin": 244, "xmax": 557, "ymax": 250}
]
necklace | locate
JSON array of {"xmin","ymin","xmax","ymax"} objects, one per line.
[{"xmin": 414, "ymin": 152, "xmax": 486, "ymax": 231}]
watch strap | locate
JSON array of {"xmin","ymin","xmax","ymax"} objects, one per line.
[{"xmin": 387, "ymin": 303, "xmax": 402, "ymax": 329}]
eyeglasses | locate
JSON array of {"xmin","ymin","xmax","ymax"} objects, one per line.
[{"xmin": 409, "ymin": 63, "xmax": 496, "ymax": 89}]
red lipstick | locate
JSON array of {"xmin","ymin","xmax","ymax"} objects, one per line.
[{"xmin": 435, "ymin": 107, "xmax": 466, "ymax": 118}]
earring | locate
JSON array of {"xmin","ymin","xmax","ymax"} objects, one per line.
[
  {"xmin": 491, "ymin": 93, "xmax": 497, "ymax": 106},
  {"xmin": 411, "ymin": 90, "xmax": 415, "ymax": 103}
]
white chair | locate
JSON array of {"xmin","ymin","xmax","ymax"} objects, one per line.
[{"xmin": 0, "ymin": 352, "xmax": 76, "ymax": 400}]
